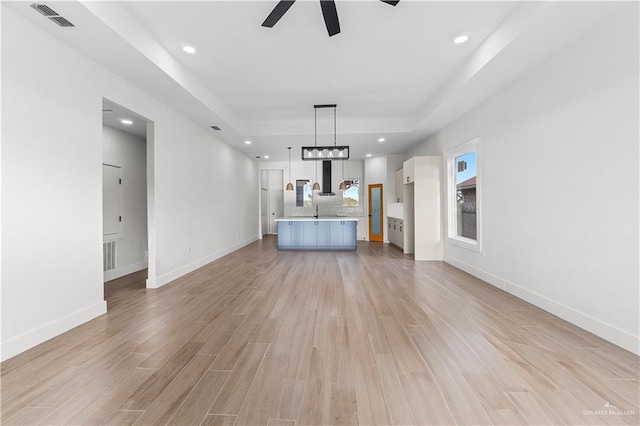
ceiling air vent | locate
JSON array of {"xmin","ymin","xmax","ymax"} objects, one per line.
[
  {"xmin": 210, "ymin": 125, "xmax": 221, "ymax": 131},
  {"xmin": 30, "ymin": 3, "xmax": 75, "ymax": 28},
  {"xmin": 49, "ymin": 16, "xmax": 74, "ymax": 28},
  {"xmin": 30, "ymin": 3, "xmax": 58, "ymax": 16}
]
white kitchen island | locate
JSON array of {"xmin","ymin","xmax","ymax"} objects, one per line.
[{"xmin": 275, "ymin": 217, "xmax": 358, "ymax": 250}]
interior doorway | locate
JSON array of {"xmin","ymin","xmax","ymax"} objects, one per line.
[
  {"xmin": 102, "ymin": 99, "xmax": 152, "ymax": 297},
  {"xmin": 260, "ymin": 169, "xmax": 284, "ymax": 234},
  {"xmin": 368, "ymin": 183, "xmax": 384, "ymax": 242}
]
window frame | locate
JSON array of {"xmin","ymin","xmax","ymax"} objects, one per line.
[
  {"xmin": 445, "ymin": 137, "xmax": 482, "ymax": 253},
  {"xmin": 342, "ymin": 178, "xmax": 360, "ymax": 207},
  {"xmin": 295, "ymin": 179, "xmax": 312, "ymax": 208}
]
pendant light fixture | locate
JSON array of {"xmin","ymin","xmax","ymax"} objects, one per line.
[
  {"xmin": 285, "ymin": 147, "xmax": 294, "ymax": 191},
  {"xmin": 336, "ymin": 106, "xmax": 348, "ymax": 191},
  {"xmin": 312, "ymin": 107, "xmax": 321, "ymax": 191},
  {"xmin": 302, "ymin": 104, "xmax": 349, "ymax": 160},
  {"xmin": 339, "ymin": 159, "xmax": 347, "ymax": 191}
]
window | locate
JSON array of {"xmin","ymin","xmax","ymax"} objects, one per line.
[
  {"xmin": 296, "ymin": 179, "xmax": 312, "ymax": 207},
  {"xmin": 342, "ymin": 178, "xmax": 359, "ymax": 207},
  {"xmin": 446, "ymin": 138, "xmax": 481, "ymax": 252}
]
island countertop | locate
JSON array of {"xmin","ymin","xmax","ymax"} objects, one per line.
[{"xmin": 274, "ymin": 217, "xmax": 361, "ymax": 222}]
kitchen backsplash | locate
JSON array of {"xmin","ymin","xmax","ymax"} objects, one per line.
[{"xmin": 284, "ymin": 191, "xmax": 364, "ymax": 218}]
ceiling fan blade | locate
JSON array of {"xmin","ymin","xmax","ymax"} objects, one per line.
[
  {"xmin": 262, "ymin": 0, "xmax": 296, "ymax": 28},
  {"xmin": 320, "ymin": 0, "xmax": 340, "ymax": 37},
  {"xmin": 380, "ymin": 0, "xmax": 400, "ymax": 5}
]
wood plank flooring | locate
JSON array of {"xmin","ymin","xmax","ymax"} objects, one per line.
[{"xmin": 1, "ymin": 236, "xmax": 638, "ymax": 425}]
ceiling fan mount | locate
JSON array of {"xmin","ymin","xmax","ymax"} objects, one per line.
[{"xmin": 262, "ymin": 0, "xmax": 399, "ymax": 37}]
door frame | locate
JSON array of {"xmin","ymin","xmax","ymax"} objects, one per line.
[
  {"xmin": 260, "ymin": 188, "xmax": 269, "ymax": 237},
  {"xmin": 368, "ymin": 183, "xmax": 384, "ymax": 242}
]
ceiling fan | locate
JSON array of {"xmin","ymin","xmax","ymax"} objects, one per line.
[{"xmin": 262, "ymin": 0, "xmax": 400, "ymax": 37}]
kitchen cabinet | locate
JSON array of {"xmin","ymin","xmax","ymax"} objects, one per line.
[
  {"xmin": 388, "ymin": 218, "xmax": 404, "ymax": 249},
  {"xmin": 317, "ymin": 221, "xmax": 331, "ymax": 247},
  {"xmin": 403, "ymin": 157, "xmax": 415, "ymax": 184},
  {"xmin": 303, "ymin": 221, "xmax": 317, "ymax": 246},
  {"xmin": 402, "ymin": 156, "xmax": 442, "ymax": 260},
  {"xmin": 395, "ymin": 169, "xmax": 404, "ymax": 203},
  {"xmin": 276, "ymin": 219, "xmax": 357, "ymax": 250}
]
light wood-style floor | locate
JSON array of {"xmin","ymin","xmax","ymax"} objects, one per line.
[{"xmin": 1, "ymin": 237, "xmax": 638, "ymax": 425}]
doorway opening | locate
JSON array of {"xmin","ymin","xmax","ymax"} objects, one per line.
[{"xmin": 102, "ymin": 99, "xmax": 153, "ymax": 302}]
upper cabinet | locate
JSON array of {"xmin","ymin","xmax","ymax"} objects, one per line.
[
  {"xmin": 403, "ymin": 157, "xmax": 415, "ymax": 184},
  {"xmin": 395, "ymin": 169, "xmax": 404, "ymax": 203}
]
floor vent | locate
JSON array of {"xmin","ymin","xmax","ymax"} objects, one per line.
[{"xmin": 103, "ymin": 241, "xmax": 116, "ymax": 272}]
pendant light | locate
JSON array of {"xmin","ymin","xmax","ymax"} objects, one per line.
[
  {"xmin": 336, "ymin": 106, "xmax": 348, "ymax": 191},
  {"xmin": 285, "ymin": 147, "xmax": 294, "ymax": 191},
  {"xmin": 312, "ymin": 107, "xmax": 321, "ymax": 191},
  {"xmin": 339, "ymin": 159, "xmax": 347, "ymax": 191}
]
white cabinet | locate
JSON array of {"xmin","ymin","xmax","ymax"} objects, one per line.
[
  {"xmin": 388, "ymin": 218, "xmax": 404, "ymax": 249},
  {"xmin": 402, "ymin": 156, "xmax": 442, "ymax": 260},
  {"xmin": 403, "ymin": 157, "xmax": 415, "ymax": 184},
  {"xmin": 395, "ymin": 169, "xmax": 404, "ymax": 203}
]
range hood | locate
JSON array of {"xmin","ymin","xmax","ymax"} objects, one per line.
[{"xmin": 319, "ymin": 160, "xmax": 335, "ymax": 196}]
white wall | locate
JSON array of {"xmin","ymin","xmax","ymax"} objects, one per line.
[
  {"xmin": 409, "ymin": 7, "xmax": 639, "ymax": 353},
  {"xmin": 1, "ymin": 8, "xmax": 259, "ymax": 361},
  {"xmin": 102, "ymin": 125, "xmax": 148, "ymax": 281}
]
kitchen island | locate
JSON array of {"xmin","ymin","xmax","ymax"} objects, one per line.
[{"xmin": 275, "ymin": 217, "xmax": 358, "ymax": 250}]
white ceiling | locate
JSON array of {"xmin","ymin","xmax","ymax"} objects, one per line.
[{"xmin": 6, "ymin": 0, "xmax": 627, "ymax": 161}]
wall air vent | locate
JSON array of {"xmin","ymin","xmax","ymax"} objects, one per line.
[
  {"xmin": 30, "ymin": 3, "xmax": 75, "ymax": 28},
  {"xmin": 103, "ymin": 241, "xmax": 116, "ymax": 272},
  {"xmin": 49, "ymin": 16, "xmax": 75, "ymax": 27}
]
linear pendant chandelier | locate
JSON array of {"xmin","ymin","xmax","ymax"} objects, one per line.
[{"xmin": 302, "ymin": 104, "xmax": 349, "ymax": 161}]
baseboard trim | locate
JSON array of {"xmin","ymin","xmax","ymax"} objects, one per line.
[
  {"xmin": 444, "ymin": 255, "xmax": 505, "ymax": 290},
  {"xmin": 103, "ymin": 260, "xmax": 148, "ymax": 282},
  {"xmin": 443, "ymin": 255, "xmax": 639, "ymax": 355},
  {"xmin": 146, "ymin": 236, "xmax": 260, "ymax": 289},
  {"xmin": 1, "ymin": 301, "xmax": 107, "ymax": 362}
]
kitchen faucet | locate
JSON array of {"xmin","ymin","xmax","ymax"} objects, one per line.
[{"xmin": 314, "ymin": 205, "xmax": 319, "ymax": 219}]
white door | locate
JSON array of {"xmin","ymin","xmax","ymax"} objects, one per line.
[
  {"xmin": 270, "ymin": 189, "xmax": 284, "ymax": 234},
  {"xmin": 102, "ymin": 163, "xmax": 121, "ymax": 237},
  {"xmin": 261, "ymin": 188, "xmax": 269, "ymax": 237}
]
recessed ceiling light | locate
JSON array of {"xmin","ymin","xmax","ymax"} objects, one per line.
[
  {"xmin": 378, "ymin": 137, "xmax": 385, "ymax": 143},
  {"xmin": 244, "ymin": 140, "xmax": 252, "ymax": 145},
  {"xmin": 366, "ymin": 153, "xmax": 372, "ymax": 158},
  {"xmin": 182, "ymin": 45, "xmax": 196, "ymax": 54},
  {"xmin": 120, "ymin": 119, "xmax": 133, "ymax": 125},
  {"xmin": 264, "ymin": 155, "xmax": 270, "ymax": 159},
  {"xmin": 454, "ymin": 34, "xmax": 469, "ymax": 44}
]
